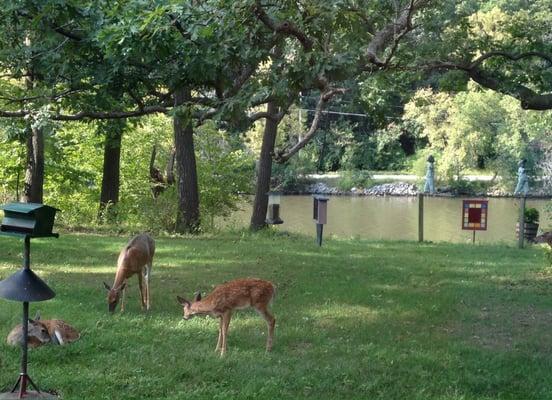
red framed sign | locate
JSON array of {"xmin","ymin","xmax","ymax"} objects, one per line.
[{"xmin": 462, "ymin": 200, "xmax": 488, "ymax": 231}]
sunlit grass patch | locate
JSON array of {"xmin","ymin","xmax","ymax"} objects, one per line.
[{"xmin": 1, "ymin": 233, "xmax": 552, "ymax": 399}]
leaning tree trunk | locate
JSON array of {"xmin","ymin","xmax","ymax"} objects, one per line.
[
  {"xmin": 250, "ymin": 101, "xmax": 279, "ymax": 230},
  {"xmin": 21, "ymin": 125, "xmax": 44, "ymax": 203},
  {"xmin": 98, "ymin": 124, "xmax": 123, "ymax": 222},
  {"xmin": 173, "ymin": 87, "xmax": 200, "ymax": 234}
]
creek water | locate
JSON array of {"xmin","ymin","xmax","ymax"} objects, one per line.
[{"xmin": 226, "ymin": 195, "xmax": 552, "ymax": 244}]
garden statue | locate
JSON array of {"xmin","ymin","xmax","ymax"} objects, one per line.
[
  {"xmin": 423, "ymin": 155, "xmax": 435, "ymax": 194},
  {"xmin": 514, "ymin": 159, "xmax": 529, "ymax": 196}
]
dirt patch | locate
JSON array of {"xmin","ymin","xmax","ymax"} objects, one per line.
[
  {"xmin": 449, "ymin": 304, "xmax": 552, "ymax": 352},
  {"xmin": 290, "ymin": 341, "xmax": 313, "ymax": 356}
]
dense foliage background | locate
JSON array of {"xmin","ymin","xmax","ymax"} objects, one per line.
[{"xmin": 0, "ymin": 0, "xmax": 551, "ymax": 231}]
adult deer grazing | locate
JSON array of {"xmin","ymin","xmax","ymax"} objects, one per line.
[
  {"xmin": 177, "ymin": 278, "xmax": 276, "ymax": 356},
  {"xmin": 103, "ymin": 233, "xmax": 155, "ymax": 313},
  {"xmin": 7, "ymin": 313, "xmax": 80, "ymax": 347}
]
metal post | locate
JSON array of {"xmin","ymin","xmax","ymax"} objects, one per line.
[
  {"xmin": 472, "ymin": 230, "xmax": 476, "ymax": 244},
  {"xmin": 316, "ymin": 223, "xmax": 323, "ymax": 246},
  {"xmin": 10, "ymin": 236, "xmax": 42, "ymax": 398},
  {"xmin": 418, "ymin": 193, "xmax": 424, "ymax": 242},
  {"xmin": 21, "ymin": 237, "xmax": 30, "ymax": 396},
  {"xmin": 19, "ymin": 301, "xmax": 29, "ymax": 398},
  {"xmin": 518, "ymin": 196, "xmax": 526, "ymax": 249}
]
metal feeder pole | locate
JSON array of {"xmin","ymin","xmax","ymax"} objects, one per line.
[
  {"xmin": 0, "ymin": 202, "xmax": 59, "ymax": 400},
  {"xmin": 10, "ymin": 236, "xmax": 42, "ymax": 398}
]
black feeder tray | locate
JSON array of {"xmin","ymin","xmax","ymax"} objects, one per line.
[{"xmin": 0, "ymin": 203, "xmax": 59, "ymax": 400}]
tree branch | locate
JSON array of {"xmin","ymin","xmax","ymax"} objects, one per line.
[
  {"xmin": 273, "ymin": 88, "xmax": 346, "ymax": 163},
  {"xmin": 421, "ymin": 50, "xmax": 552, "ymax": 110},
  {"xmin": 469, "ymin": 51, "xmax": 552, "ymax": 69},
  {"xmin": 468, "ymin": 68, "xmax": 552, "ymax": 110},
  {"xmin": 52, "ymin": 25, "xmax": 83, "ymax": 41},
  {"xmin": 364, "ymin": 0, "xmax": 429, "ymax": 68},
  {"xmin": 0, "ymin": 88, "xmax": 86, "ymax": 104},
  {"xmin": 167, "ymin": 13, "xmax": 191, "ymax": 40},
  {"xmin": 0, "ymin": 105, "xmax": 169, "ymax": 121},
  {"xmin": 253, "ymin": 0, "xmax": 313, "ymax": 51}
]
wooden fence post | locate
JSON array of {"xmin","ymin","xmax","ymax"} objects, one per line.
[
  {"xmin": 418, "ymin": 193, "xmax": 424, "ymax": 242},
  {"xmin": 518, "ymin": 196, "xmax": 526, "ymax": 249}
]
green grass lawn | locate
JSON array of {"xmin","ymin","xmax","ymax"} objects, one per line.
[{"xmin": 1, "ymin": 232, "xmax": 552, "ymax": 399}]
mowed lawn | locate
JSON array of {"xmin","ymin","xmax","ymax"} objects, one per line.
[{"xmin": 1, "ymin": 232, "xmax": 552, "ymax": 399}]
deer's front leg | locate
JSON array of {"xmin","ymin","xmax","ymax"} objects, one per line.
[
  {"xmin": 145, "ymin": 263, "xmax": 152, "ymax": 310},
  {"xmin": 138, "ymin": 272, "xmax": 145, "ymax": 310},
  {"xmin": 120, "ymin": 284, "xmax": 126, "ymax": 312},
  {"xmin": 215, "ymin": 317, "xmax": 223, "ymax": 352}
]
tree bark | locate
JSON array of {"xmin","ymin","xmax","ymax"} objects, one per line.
[
  {"xmin": 250, "ymin": 101, "xmax": 279, "ymax": 230},
  {"xmin": 22, "ymin": 125, "xmax": 44, "ymax": 203},
  {"xmin": 98, "ymin": 124, "xmax": 123, "ymax": 221},
  {"xmin": 174, "ymin": 87, "xmax": 200, "ymax": 234}
]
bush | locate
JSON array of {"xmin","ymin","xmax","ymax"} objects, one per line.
[
  {"xmin": 336, "ymin": 170, "xmax": 373, "ymax": 191},
  {"xmin": 524, "ymin": 208, "xmax": 539, "ymax": 224}
]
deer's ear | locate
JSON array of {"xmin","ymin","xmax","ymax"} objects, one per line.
[
  {"xmin": 103, "ymin": 282, "xmax": 111, "ymax": 291},
  {"xmin": 177, "ymin": 296, "xmax": 190, "ymax": 306},
  {"xmin": 34, "ymin": 311, "xmax": 41, "ymax": 321},
  {"xmin": 194, "ymin": 291, "xmax": 202, "ymax": 302}
]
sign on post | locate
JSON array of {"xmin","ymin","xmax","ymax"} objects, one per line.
[{"xmin": 461, "ymin": 199, "xmax": 488, "ymax": 243}]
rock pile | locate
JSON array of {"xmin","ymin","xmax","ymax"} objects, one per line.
[
  {"xmin": 359, "ymin": 182, "xmax": 418, "ymax": 196},
  {"xmin": 305, "ymin": 182, "xmax": 342, "ymax": 195},
  {"xmin": 305, "ymin": 182, "xmax": 418, "ymax": 196},
  {"xmin": 299, "ymin": 180, "xmax": 549, "ymax": 197}
]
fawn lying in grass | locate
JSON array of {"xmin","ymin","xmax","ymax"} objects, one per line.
[
  {"xmin": 177, "ymin": 278, "xmax": 276, "ymax": 356},
  {"xmin": 7, "ymin": 313, "xmax": 79, "ymax": 347}
]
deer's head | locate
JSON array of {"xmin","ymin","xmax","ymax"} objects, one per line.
[
  {"xmin": 176, "ymin": 292, "xmax": 202, "ymax": 320},
  {"xmin": 27, "ymin": 313, "xmax": 51, "ymax": 345},
  {"xmin": 103, "ymin": 282, "xmax": 126, "ymax": 313}
]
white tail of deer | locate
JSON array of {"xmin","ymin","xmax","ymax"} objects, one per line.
[
  {"xmin": 177, "ymin": 278, "xmax": 276, "ymax": 356},
  {"xmin": 103, "ymin": 233, "xmax": 155, "ymax": 312},
  {"xmin": 7, "ymin": 313, "xmax": 80, "ymax": 347}
]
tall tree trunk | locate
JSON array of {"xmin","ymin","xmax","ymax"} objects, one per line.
[
  {"xmin": 250, "ymin": 101, "xmax": 279, "ymax": 230},
  {"xmin": 174, "ymin": 87, "xmax": 200, "ymax": 234},
  {"xmin": 98, "ymin": 124, "xmax": 123, "ymax": 221},
  {"xmin": 22, "ymin": 125, "xmax": 44, "ymax": 203},
  {"xmin": 22, "ymin": 63, "xmax": 44, "ymax": 204}
]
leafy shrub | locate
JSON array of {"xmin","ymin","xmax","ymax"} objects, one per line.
[
  {"xmin": 271, "ymin": 149, "xmax": 317, "ymax": 192},
  {"xmin": 336, "ymin": 170, "xmax": 372, "ymax": 191},
  {"xmin": 195, "ymin": 123, "xmax": 255, "ymax": 230},
  {"xmin": 524, "ymin": 208, "xmax": 539, "ymax": 224}
]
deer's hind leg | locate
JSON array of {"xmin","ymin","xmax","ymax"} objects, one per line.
[
  {"xmin": 255, "ymin": 304, "xmax": 275, "ymax": 352},
  {"xmin": 145, "ymin": 263, "xmax": 152, "ymax": 310},
  {"xmin": 137, "ymin": 272, "xmax": 145, "ymax": 310}
]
